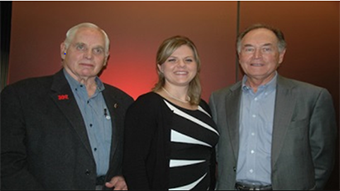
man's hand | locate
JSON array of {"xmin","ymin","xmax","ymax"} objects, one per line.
[{"xmin": 105, "ymin": 176, "xmax": 128, "ymax": 190}]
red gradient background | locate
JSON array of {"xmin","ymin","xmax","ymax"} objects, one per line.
[{"xmin": 8, "ymin": 1, "xmax": 237, "ymax": 100}]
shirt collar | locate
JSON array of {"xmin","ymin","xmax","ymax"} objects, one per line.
[
  {"xmin": 63, "ymin": 69, "xmax": 105, "ymax": 92},
  {"xmin": 242, "ymin": 71, "xmax": 278, "ymax": 91}
]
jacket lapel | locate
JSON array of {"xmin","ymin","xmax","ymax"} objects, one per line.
[
  {"xmin": 49, "ymin": 70, "xmax": 94, "ymax": 158},
  {"xmin": 226, "ymin": 82, "xmax": 242, "ymax": 161},
  {"xmin": 271, "ymin": 76, "xmax": 296, "ymax": 166},
  {"xmin": 102, "ymin": 87, "xmax": 119, "ymax": 161}
]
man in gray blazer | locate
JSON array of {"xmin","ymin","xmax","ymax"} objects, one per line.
[
  {"xmin": 1, "ymin": 22, "xmax": 133, "ymax": 190},
  {"xmin": 209, "ymin": 24, "xmax": 337, "ymax": 190}
]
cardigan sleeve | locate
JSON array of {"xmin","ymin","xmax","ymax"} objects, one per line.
[{"xmin": 122, "ymin": 93, "xmax": 161, "ymax": 190}]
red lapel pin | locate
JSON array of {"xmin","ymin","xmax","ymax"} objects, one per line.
[{"xmin": 58, "ymin": 94, "xmax": 69, "ymax": 100}]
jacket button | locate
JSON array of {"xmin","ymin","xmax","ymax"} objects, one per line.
[
  {"xmin": 233, "ymin": 166, "xmax": 236, "ymax": 172},
  {"xmin": 85, "ymin": 169, "xmax": 91, "ymax": 175}
]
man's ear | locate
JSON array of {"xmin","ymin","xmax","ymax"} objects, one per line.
[
  {"xmin": 60, "ymin": 43, "xmax": 67, "ymax": 59},
  {"xmin": 278, "ymin": 49, "xmax": 286, "ymax": 64},
  {"xmin": 104, "ymin": 53, "xmax": 110, "ymax": 66}
]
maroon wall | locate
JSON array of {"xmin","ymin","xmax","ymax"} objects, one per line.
[{"xmin": 8, "ymin": 1, "xmax": 237, "ymax": 101}]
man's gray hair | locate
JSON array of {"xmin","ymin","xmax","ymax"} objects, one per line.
[
  {"xmin": 236, "ymin": 23, "xmax": 287, "ymax": 53},
  {"xmin": 63, "ymin": 22, "xmax": 110, "ymax": 56}
]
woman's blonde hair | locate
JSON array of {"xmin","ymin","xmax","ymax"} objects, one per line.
[{"xmin": 152, "ymin": 35, "xmax": 201, "ymax": 105}]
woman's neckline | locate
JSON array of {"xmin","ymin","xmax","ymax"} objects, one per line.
[{"xmin": 153, "ymin": 91, "xmax": 199, "ymax": 111}]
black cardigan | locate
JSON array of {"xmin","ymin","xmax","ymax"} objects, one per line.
[{"xmin": 122, "ymin": 92, "xmax": 216, "ymax": 190}]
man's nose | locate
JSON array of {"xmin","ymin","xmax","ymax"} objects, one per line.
[
  {"xmin": 84, "ymin": 49, "xmax": 93, "ymax": 59},
  {"xmin": 253, "ymin": 49, "xmax": 262, "ymax": 58}
]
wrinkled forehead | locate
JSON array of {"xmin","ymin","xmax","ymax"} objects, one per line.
[
  {"xmin": 242, "ymin": 28, "xmax": 278, "ymax": 44},
  {"xmin": 72, "ymin": 27, "xmax": 106, "ymax": 46}
]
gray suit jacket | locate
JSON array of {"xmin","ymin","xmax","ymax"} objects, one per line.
[
  {"xmin": 1, "ymin": 69, "xmax": 134, "ymax": 190},
  {"xmin": 209, "ymin": 75, "xmax": 337, "ymax": 190}
]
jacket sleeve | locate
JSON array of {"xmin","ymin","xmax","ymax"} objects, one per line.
[
  {"xmin": 1, "ymin": 85, "xmax": 44, "ymax": 190},
  {"xmin": 122, "ymin": 94, "xmax": 159, "ymax": 190},
  {"xmin": 309, "ymin": 88, "xmax": 337, "ymax": 189}
]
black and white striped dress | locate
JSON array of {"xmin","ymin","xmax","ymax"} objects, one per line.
[{"xmin": 163, "ymin": 100, "xmax": 219, "ymax": 190}]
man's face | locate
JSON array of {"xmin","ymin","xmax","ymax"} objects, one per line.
[
  {"xmin": 61, "ymin": 27, "xmax": 108, "ymax": 81},
  {"xmin": 238, "ymin": 28, "xmax": 285, "ymax": 83}
]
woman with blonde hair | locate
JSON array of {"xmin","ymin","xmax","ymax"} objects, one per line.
[{"xmin": 123, "ymin": 35, "xmax": 219, "ymax": 190}]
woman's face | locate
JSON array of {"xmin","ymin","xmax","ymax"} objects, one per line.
[{"xmin": 158, "ymin": 45, "xmax": 198, "ymax": 88}]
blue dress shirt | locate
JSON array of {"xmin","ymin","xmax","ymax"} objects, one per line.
[
  {"xmin": 236, "ymin": 72, "xmax": 277, "ymax": 186},
  {"xmin": 64, "ymin": 69, "xmax": 112, "ymax": 176}
]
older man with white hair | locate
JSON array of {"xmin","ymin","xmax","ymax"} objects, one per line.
[{"xmin": 1, "ymin": 22, "xmax": 133, "ymax": 190}]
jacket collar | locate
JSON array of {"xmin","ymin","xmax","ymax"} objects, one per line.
[{"xmin": 49, "ymin": 69, "xmax": 95, "ymax": 162}]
